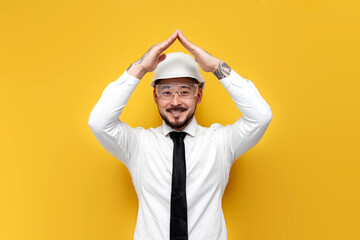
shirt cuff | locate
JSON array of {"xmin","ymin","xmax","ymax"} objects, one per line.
[
  {"xmin": 113, "ymin": 70, "xmax": 141, "ymax": 93},
  {"xmin": 219, "ymin": 69, "xmax": 249, "ymax": 90}
]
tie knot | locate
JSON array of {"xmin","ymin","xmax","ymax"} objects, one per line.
[{"xmin": 169, "ymin": 131, "xmax": 187, "ymax": 141}]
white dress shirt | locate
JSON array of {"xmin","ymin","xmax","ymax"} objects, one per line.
[{"xmin": 88, "ymin": 68, "xmax": 272, "ymax": 240}]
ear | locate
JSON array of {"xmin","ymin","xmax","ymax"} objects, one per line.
[
  {"xmin": 153, "ymin": 88, "xmax": 158, "ymax": 104},
  {"xmin": 196, "ymin": 88, "xmax": 203, "ymax": 104}
]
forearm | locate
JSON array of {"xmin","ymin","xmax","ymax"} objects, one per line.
[
  {"xmin": 127, "ymin": 61, "xmax": 147, "ymax": 80},
  {"xmin": 88, "ymin": 71, "xmax": 140, "ymax": 132},
  {"xmin": 220, "ymin": 69, "xmax": 272, "ymax": 162},
  {"xmin": 220, "ymin": 69, "xmax": 272, "ymax": 123},
  {"xmin": 88, "ymin": 71, "xmax": 141, "ymax": 168},
  {"xmin": 212, "ymin": 60, "xmax": 232, "ymax": 80}
]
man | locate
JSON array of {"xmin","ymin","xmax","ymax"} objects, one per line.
[{"xmin": 88, "ymin": 29, "xmax": 272, "ymax": 240}]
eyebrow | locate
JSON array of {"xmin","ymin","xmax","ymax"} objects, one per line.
[
  {"xmin": 180, "ymin": 85, "xmax": 191, "ymax": 89},
  {"xmin": 158, "ymin": 84, "xmax": 192, "ymax": 89},
  {"xmin": 158, "ymin": 85, "xmax": 171, "ymax": 89}
]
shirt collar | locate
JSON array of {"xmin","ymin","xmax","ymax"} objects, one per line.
[{"xmin": 161, "ymin": 117, "xmax": 197, "ymax": 137}]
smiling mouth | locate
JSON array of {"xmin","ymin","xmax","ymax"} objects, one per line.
[{"xmin": 166, "ymin": 107, "xmax": 187, "ymax": 114}]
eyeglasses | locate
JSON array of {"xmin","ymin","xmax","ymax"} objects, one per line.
[{"xmin": 155, "ymin": 83, "xmax": 199, "ymax": 99}]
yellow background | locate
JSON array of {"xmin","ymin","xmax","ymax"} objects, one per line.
[{"xmin": 1, "ymin": 0, "xmax": 359, "ymax": 239}]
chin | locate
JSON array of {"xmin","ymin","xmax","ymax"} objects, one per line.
[
  {"xmin": 161, "ymin": 112, "xmax": 194, "ymax": 130},
  {"xmin": 171, "ymin": 119, "xmax": 186, "ymax": 128}
]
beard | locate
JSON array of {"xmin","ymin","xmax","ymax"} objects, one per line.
[{"xmin": 159, "ymin": 106, "xmax": 196, "ymax": 131}]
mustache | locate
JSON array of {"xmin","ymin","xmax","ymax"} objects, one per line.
[{"xmin": 166, "ymin": 107, "xmax": 187, "ymax": 112}]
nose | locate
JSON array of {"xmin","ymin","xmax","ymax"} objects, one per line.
[{"xmin": 170, "ymin": 91, "xmax": 182, "ymax": 105}]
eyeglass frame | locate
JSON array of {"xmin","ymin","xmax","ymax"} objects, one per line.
[{"xmin": 154, "ymin": 82, "xmax": 200, "ymax": 99}]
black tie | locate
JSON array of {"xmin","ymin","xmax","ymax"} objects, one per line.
[{"xmin": 169, "ymin": 131, "xmax": 188, "ymax": 240}]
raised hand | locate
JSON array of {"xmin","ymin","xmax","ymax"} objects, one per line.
[
  {"xmin": 177, "ymin": 29, "xmax": 231, "ymax": 79},
  {"xmin": 127, "ymin": 29, "xmax": 179, "ymax": 79}
]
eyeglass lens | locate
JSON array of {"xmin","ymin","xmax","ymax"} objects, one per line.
[{"xmin": 157, "ymin": 84, "xmax": 198, "ymax": 99}]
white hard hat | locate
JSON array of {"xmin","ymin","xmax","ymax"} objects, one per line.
[{"xmin": 150, "ymin": 52, "xmax": 205, "ymax": 89}]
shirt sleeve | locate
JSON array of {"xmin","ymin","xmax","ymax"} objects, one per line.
[
  {"xmin": 88, "ymin": 70, "xmax": 141, "ymax": 169},
  {"xmin": 218, "ymin": 69, "xmax": 273, "ymax": 166}
]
